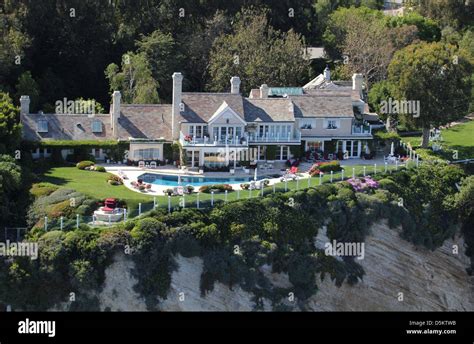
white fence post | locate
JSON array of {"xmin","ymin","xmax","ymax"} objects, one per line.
[
  {"xmin": 168, "ymin": 196, "xmax": 171, "ymax": 213},
  {"xmin": 60, "ymin": 216, "xmax": 63, "ymax": 230},
  {"xmin": 76, "ymin": 214, "xmax": 80, "ymax": 229},
  {"xmin": 225, "ymin": 190, "xmax": 228, "ymax": 202},
  {"xmin": 352, "ymin": 167, "xmax": 355, "ymax": 179},
  {"xmin": 330, "ymin": 171, "xmax": 333, "ymax": 183},
  {"xmin": 153, "ymin": 197, "xmax": 157, "ymax": 209},
  {"xmin": 138, "ymin": 203, "xmax": 142, "ymax": 215},
  {"xmin": 341, "ymin": 170, "xmax": 344, "ymax": 181},
  {"xmin": 211, "ymin": 191, "xmax": 215, "ymax": 206},
  {"xmin": 123, "ymin": 208, "xmax": 127, "ymax": 222},
  {"xmin": 374, "ymin": 163, "xmax": 377, "ymax": 175},
  {"xmin": 319, "ymin": 173, "xmax": 322, "ymax": 185},
  {"xmin": 44, "ymin": 216, "xmax": 48, "ymax": 232},
  {"xmin": 197, "ymin": 192, "xmax": 200, "ymax": 209},
  {"xmin": 363, "ymin": 166, "xmax": 366, "ymax": 177}
]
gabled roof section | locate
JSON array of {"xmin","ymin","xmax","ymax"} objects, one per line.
[
  {"xmin": 290, "ymin": 94, "xmax": 354, "ymax": 118},
  {"xmin": 21, "ymin": 113, "xmax": 113, "ymax": 141},
  {"xmin": 117, "ymin": 104, "xmax": 173, "ymax": 141},
  {"xmin": 208, "ymin": 101, "xmax": 247, "ymax": 125},
  {"xmin": 243, "ymin": 98, "xmax": 295, "ymax": 122},
  {"xmin": 181, "ymin": 93, "xmax": 245, "ymax": 123}
]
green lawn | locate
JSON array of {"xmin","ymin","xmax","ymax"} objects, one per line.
[
  {"xmin": 39, "ymin": 163, "xmax": 407, "ymax": 217},
  {"xmin": 40, "ymin": 167, "xmax": 154, "ymax": 209},
  {"xmin": 402, "ymin": 120, "xmax": 474, "ymax": 160}
]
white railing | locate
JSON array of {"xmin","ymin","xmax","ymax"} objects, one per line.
[
  {"xmin": 180, "ymin": 132, "xmax": 249, "ymax": 146},
  {"xmin": 247, "ymin": 131, "xmax": 301, "ymax": 143}
]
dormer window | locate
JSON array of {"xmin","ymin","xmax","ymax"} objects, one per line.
[
  {"xmin": 37, "ymin": 120, "xmax": 48, "ymax": 133},
  {"xmin": 326, "ymin": 119, "xmax": 339, "ymax": 130},
  {"xmin": 92, "ymin": 120, "xmax": 103, "ymax": 133}
]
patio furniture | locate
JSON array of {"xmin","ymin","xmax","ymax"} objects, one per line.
[
  {"xmin": 150, "ymin": 161, "xmax": 157, "ymax": 169},
  {"xmin": 138, "ymin": 161, "xmax": 145, "ymax": 169},
  {"xmin": 243, "ymin": 168, "xmax": 250, "ymax": 174},
  {"xmin": 199, "ymin": 168, "xmax": 204, "ymax": 174},
  {"xmin": 230, "ymin": 169, "xmax": 235, "ymax": 175},
  {"xmin": 174, "ymin": 186, "xmax": 184, "ymax": 196}
]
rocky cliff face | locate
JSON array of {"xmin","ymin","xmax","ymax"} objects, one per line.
[{"xmin": 96, "ymin": 221, "xmax": 474, "ymax": 311}]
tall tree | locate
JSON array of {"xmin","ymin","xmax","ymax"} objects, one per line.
[
  {"xmin": 388, "ymin": 42, "xmax": 473, "ymax": 147},
  {"xmin": 324, "ymin": 6, "xmax": 420, "ymax": 86},
  {"xmin": 417, "ymin": 0, "xmax": 474, "ymax": 29},
  {"xmin": 0, "ymin": 0, "xmax": 30, "ymax": 90},
  {"xmin": 207, "ymin": 9, "xmax": 310, "ymax": 94},
  {"xmin": 0, "ymin": 93, "xmax": 21, "ymax": 154},
  {"xmin": 105, "ymin": 52, "xmax": 159, "ymax": 104},
  {"xmin": 15, "ymin": 71, "xmax": 39, "ymax": 112},
  {"xmin": 136, "ymin": 30, "xmax": 183, "ymax": 103}
]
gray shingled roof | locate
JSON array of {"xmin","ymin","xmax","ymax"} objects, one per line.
[
  {"xmin": 181, "ymin": 93, "xmax": 245, "ymax": 123},
  {"xmin": 244, "ymin": 98, "xmax": 295, "ymax": 122},
  {"xmin": 21, "ymin": 113, "xmax": 114, "ymax": 141},
  {"xmin": 291, "ymin": 95, "xmax": 355, "ymax": 118},
  {"xmin": 117, "ymin": 104, "xmax": 173, "ymax": 141}
]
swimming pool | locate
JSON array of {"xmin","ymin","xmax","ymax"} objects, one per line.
[{"xmin": 138, "ymin": 173, "xmax": 270, "ymax": 187}]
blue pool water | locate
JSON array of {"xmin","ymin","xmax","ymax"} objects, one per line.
[{"xmin": 138, "ymin": 173, "xmax": 270, "ymax": 187}]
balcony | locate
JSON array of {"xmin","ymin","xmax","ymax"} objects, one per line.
[
  {"xmin": 247, "ymin": 131, "xmax": 301, "ymax": 144},
  {"xmin": 180, "ymin": 132, "xmax": 249, "ymax": 147},
  {"xmin": 351, "ymin": 124, "xmax": 372, "ymax": 136}
]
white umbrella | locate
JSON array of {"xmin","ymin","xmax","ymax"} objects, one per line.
[
  {"xmin": 254, "ymin": 167, "xmax": 258, "ymax": 182},
  {"xmin": 390, "ymin": 142, "xmax": 395, "ymax": 156}
]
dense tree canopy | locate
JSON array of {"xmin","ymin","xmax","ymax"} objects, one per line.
[
  {"xmin": 0, "ymin": 92, "xmax": 21, "ymax": 154},
  {"xmin": 388, "ymin": 42, "xmax": 473, "ymax": 147},
  {"xmin": 207, "ymin": 9, "xmax": 310, "ymax": 94}
]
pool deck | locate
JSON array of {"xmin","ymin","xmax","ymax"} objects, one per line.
[
  {"xmin": 102, "ymin": 157, "xmax": 391, "ymax": 196},
  {"xmin": 104, "ymin": 164, "xmax": 292, "ymax": 195}
]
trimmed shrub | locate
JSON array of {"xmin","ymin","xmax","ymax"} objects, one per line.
[
  {"xmin": 76, "ymin": 161, "xmax": 95, "ymax": 170},
  {"xmin": 95, "ymin": 166, "xmax": 106, "ymax": 172},
  {"xmin": 107, "ymin": 175, "xmax": 123, "ymax": 186},
  {"xmin": 199, "ymin": 184, "xmax": 233, "ymax": 193},
  {"xmin": 318, "ymin": 161, "xmax": 342, "ymax": 173}
]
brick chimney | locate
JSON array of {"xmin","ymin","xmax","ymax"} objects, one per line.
[
  {"xmin": 230, "ymin": 76, "xmax": 241, "ymax": 94},
  {"xmin": 111, "ymin": 91, "xmax": 121, "ymax": 138},
  {"xmin": 20, "ymin": 95, "xmax": 30, "ymax": 115},
  {"xmin": 259, "ymin": 84, "xmax": 269, "ymax": 98},
  {"xmin": 172, "ymin": 72, "xmax": 183, "ymax": 141}
]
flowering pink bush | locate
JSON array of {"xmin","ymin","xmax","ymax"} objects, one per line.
[{"xmin": 347, "ymin": 177, "xmax": 379, "ymax": 192}]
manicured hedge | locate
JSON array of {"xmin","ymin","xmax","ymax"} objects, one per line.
[
  {"xmin": 198, "ymin": 184, "xmax": 233, "ymax": 193},
  {"xmin": 76, "ymin": 160, "xmax": 95, "ymax": 170}
]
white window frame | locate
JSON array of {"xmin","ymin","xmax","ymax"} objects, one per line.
[
  {"xmin": 92, "ymin": 120, "xmax": 102, "ymax": 133},
  {"xmin": 37, "ymin": 120, "xmax": 48, "ymax": 133}
]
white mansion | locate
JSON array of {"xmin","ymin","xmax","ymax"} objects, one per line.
[{"xmin": 20, "ymin": 68, "xmax": 380, "ymax": 168}]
